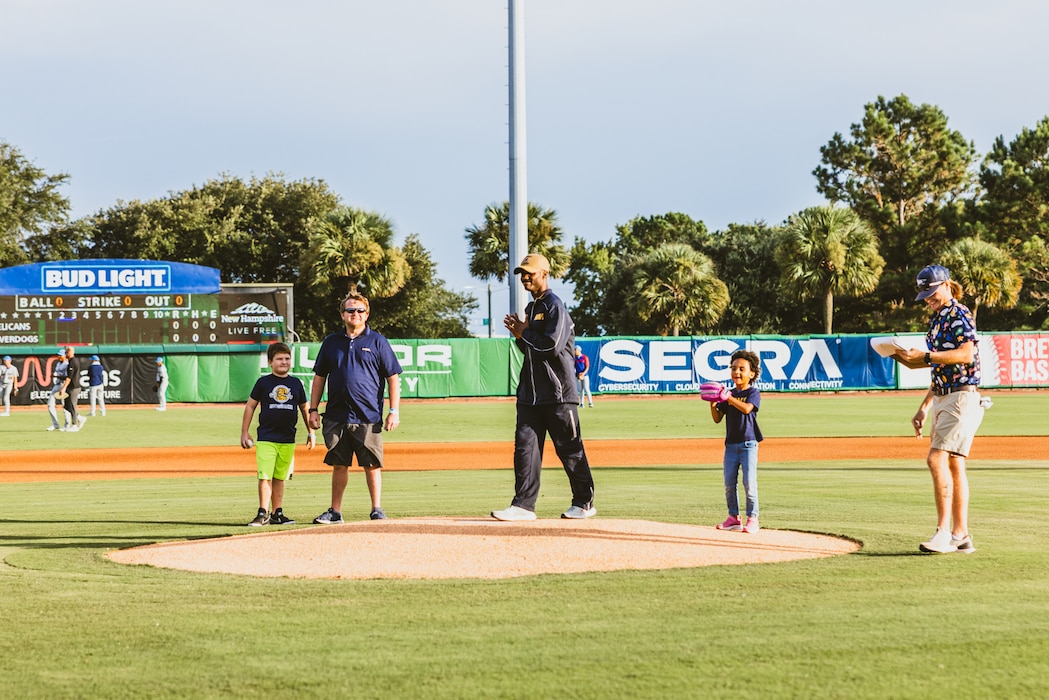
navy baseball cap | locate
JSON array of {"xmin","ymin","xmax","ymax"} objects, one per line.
[{"xmin": 915, "ymin": 265, "xmax": 950, "ymax": 301}]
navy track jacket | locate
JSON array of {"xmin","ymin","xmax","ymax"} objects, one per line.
[{"xmin": 514, "ymin": 290, "xmax": 580, "ymax": 406}]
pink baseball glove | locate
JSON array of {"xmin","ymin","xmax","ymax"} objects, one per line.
[{"xmin": 700, "ymin": 382, "xmax": 732, "ymax": 402}]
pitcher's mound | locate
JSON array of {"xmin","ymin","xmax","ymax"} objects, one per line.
[{"xmin": 108, "ymin": 518, "xmax": 859, "ymax": 580}]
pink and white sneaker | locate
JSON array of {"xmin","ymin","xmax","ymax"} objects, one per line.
[
  {"xmin": 743, "ymin": 516, "xmax": 760, "ymax": 534},
  {"xmin": 716, "ymin": 515, "xmax": 743, "ymax": 531}
]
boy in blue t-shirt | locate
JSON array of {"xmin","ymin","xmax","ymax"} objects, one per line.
[
  {"xmin": 706, "ymin": 349, "xmax": 764, "ymax": 534},
  {"xmin": 240, "ymin": 342, "xmax": 315, "ymax": 526}
]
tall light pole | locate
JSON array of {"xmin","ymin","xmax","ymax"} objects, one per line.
[
  {"xmin": 487, "ymin": 281, "xmax": 493, "ymax": 337},
  {"xmin": 508, "ymin": 0, "xmax": 528, "ymax": 319}
]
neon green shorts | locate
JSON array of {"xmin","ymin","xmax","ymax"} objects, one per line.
[{"xmin": 256, "ymin": 441, "xmax": 295, "ymax": 481}]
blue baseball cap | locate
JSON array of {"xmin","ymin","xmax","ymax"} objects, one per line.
[
  {"xmin": 2, "ymin": 355, "xmax": 10, "ymax": 361},
  {"xmin": 91, "ymin": 355, "xmax": 100, "ymax": 361},
  {"xmin": 915, "ymin": 265, "xmax": 950, "ymax": 301},
  {"xmin": 156, "ymin": 356, "xmax": 164, "ymax": 362}
]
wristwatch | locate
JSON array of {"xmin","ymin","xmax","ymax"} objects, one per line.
[{"xmin": 924, "ymin": 352, "xmax": 932, "ymax": 365}]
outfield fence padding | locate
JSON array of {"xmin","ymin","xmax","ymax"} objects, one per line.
[{"xmin": 1, "ymin": 332, "xmax": 1046, "ymax": 404}]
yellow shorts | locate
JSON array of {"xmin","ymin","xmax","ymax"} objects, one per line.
[
  {"xmin": 930, "ymin": 390, "xmax": 985, "ymax": 457},
  {"xmin": 255, "ymin": 441, "xmax": 295, "ymax": 481}
]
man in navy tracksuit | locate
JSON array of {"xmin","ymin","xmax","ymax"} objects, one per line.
[{"xmin": 491, "ymin": 253, "xmax": 596, "ymax": 521}]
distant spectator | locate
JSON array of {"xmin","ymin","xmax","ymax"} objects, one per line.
[
  {"xmin": 1, "ymin": 355, "xmax": 18, "ymax": 416},
  {"xmin": 574, "ymin": 346, "xmax": 594, "ymax": 408},
  {"xmin": 62, "ymin": 346, "xmax": 85, "ymax": 431},
  {"xmin": 88, "ymin": 355, "xmax": 106, "ymax": 417},
  {"xmin": 154, "ymin": 356, "xmax": 169, "ymax": 411}
]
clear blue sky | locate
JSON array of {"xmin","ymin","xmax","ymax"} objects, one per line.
[{"xmin": 4, "ymin": 1, "xmax": 1049, "ymax": 334}]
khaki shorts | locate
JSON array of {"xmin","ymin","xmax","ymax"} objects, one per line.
[
  {"xmin": 930, "ymin": 390, "xmax": 985, "ymax": 457},
  {"xmin": 322, "ymin": 419, "xmax": 384, "ymax": 468}
]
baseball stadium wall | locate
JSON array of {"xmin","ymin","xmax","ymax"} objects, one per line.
[{"xmin": 1, "ymin": 332, "xmax": 1047, "ymax": 404}]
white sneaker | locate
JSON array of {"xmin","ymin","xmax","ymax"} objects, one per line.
[
  {"xmin": 1, "ymin": 412, "xmax": 9, "ymax": 417},
  {"xmin": 919, "ymin": 529, "xmax": 957, "ymax": 554},
  {"xmin": 77, "ymin": 416, "xmax": 87, "ymax": 429},
  {"xmin": 951, "ymin": 533, "xmax": 976, "ymax": 554},
  {"xmin": 46, "ymin": 425, "xmax": 59, "ymax": 431},
  {"xmin": 561, "ymin": 504, "xmax": 597, "ymax": 519},
  {"xmin": 66, "ymin": 425, "xmax": 79, "ymax": 432},
  {"xmin": 491, "ymin": 505, "xmax": 537, "ymax": 521}
]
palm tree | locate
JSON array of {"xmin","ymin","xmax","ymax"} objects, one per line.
[
  {"xmin": 631, "ymin": 243, "xmax": 730, "ymax": 336},
  {"xmin": 300, "ymin": 206, "xmax": 409, "ymax": 298},
  {"xmin": 464, "ymin": 201, "xmax": 570, "ymax": 281},
  {"xmin": 776, "ymin": 206, "xmax": 884, "ymax": 334},
  {"xmin": 941, "ymin": 237, "xmax": 1022, "ymax": 320}
]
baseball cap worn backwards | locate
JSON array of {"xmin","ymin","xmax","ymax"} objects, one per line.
[
  {"xmin": 514, "ymin": 253, "xmax": 551, "ymax": 275},
  {"xmin": 915, "ymin": 264, "xmax": 950, "ymax": 301}
]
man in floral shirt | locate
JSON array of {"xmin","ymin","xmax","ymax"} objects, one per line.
[{"xmin": 895, "ymin": 265, "xmax": 985, "ymax": 555}]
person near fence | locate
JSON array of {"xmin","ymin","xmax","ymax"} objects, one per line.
[
  {"xmin": 574, "ymin": 346, "xmax": 594, "ymax": 408},
  {"xmin": 1, "ymin": 355, "xmax": 18, "ymax": 416},
  {"xmin": 88, "ymin": 355, "xmax": 106, "ymax": 417},
  {"xmin": 154, "ymin": 356, "xmax": 169, "ymax": 411},
  {"xmin": 60, "ymin": 346, "xmax": 85, "ymax": 431},
  {"xmin": 46, "ymin": 351, "xmax": 69, "ymax": 431}
]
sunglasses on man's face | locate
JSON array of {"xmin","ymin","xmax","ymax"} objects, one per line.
[{"xmin": 343, "ymin": 307, "xmax": 368, "ymax": 314}]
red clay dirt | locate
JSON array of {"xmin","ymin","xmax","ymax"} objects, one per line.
[{"xmin": 3, "ymin": 435, "xmax": 1042, "ymax": 482}]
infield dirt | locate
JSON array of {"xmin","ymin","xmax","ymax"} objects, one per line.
[{"xmin": 10, "ymin": 436, "xmax": 1043, "ymax": 579}]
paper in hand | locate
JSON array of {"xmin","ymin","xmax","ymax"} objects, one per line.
[{"xmin": 870, "ymin": 336, "xmax": 907, "ymax": 358}]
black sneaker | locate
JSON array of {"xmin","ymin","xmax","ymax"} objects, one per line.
[
  {"xmin": 248, "ymin": 510, "xmax": 269, "ymax": 527},
  {"xmin": 370, "ymin": 507, "xmax": 387, "ymax": 520},
  {"xmin": 270, "ymin": 511, "xmax": 295, "ymax": 525},
  {"xmin": 313, "ymin": 508, "xmax": 344, "ymax": 525}
]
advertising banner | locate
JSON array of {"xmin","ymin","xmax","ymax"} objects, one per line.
[
  {"xmin": 896, "ymin": 332, "xmax": 1049, "ymax": 390},
  {"xmin": 3, "ymin": 352, "xmax": 165, "ymax": 406},
  {"xmin": 265, "ymin": 339, "xmax": 518, "ymax": 401},
  {"xmin": 581, "ymin": 335, "xmax": 896, "ymax": 394}
]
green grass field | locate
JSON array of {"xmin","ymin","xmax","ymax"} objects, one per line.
[{"xmin": 2, "ymin": 393, "xmax": 1048, "ymax": 698}]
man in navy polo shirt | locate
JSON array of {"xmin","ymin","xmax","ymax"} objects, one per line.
[{"xmin": 308, "ymin": 292, "xmax": 402, "ymax": 523}]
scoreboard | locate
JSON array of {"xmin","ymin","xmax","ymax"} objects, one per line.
[
  {"xmin": 0, "ymin": 259, "xmax": 291, "ymax": 346},
  {"xmin": 0, "ymin": 292, "xmax": 288, "ymax": 345}
]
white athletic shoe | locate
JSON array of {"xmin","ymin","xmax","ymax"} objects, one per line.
[
  {"xmin": 77, "ymin": 416, "xmax": 87, "ymax": 429},
  {"xmin": 491, "ymin": 505, "xmax": 537, "ymax": 522},
  {"xmin": 919, "ymin": 529, "xmax": 957, "ymax": 554},
  {"xmin": 561, "ymin": 505, "xmax": 597, "ymax": 519},
  {"xmin": 46, "ymin": 425, "xmax": 59, "ymax": 431}
]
